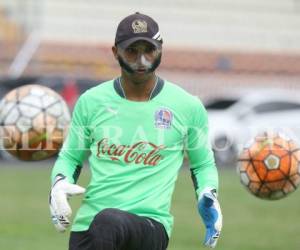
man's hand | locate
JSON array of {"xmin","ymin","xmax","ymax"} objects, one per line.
[
  {"xmin": 198, "ymin": 188, "xmax": 222, "ymax": 248},
  {"xmin": 49, "ymin": 175, "xmax": 85, "ymax": 232}
]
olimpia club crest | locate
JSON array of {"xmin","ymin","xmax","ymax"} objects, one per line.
[
  {"xmin": 132, "ymin": 19, "xmax": 148, "ymax": 33},
  {"xmin": 155, "ymin": 108, "xmax": 173, "ymax": 129}
]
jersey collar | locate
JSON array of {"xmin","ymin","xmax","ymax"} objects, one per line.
[{"xmin": 113, "ymin": 77, "xmax": 164, "ymax": 100}]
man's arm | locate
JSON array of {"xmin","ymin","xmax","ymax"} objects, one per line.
[
  {"xmin": 186, "ymin": 99, "xmax": 222, "ymax": 248},
  {"xmin": 51, "ymin": 95, "xmax": 90, "ymax": 184},
  {"xmin": 50, "ymin": 95, "xmax": 90, "ymax": 232},
  {"xmin": 186, "ymin": 100, "xmax": 218, "ymax": 198}
]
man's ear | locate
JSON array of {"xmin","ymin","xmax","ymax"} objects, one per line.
[{"xmin": 112, "ymin": 46, "xmax": 118, "ymax": 59}]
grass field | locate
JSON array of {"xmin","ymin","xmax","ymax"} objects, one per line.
[{"xmin": 1, "ymin": 161, "xmax": 300, "ymax": 250}]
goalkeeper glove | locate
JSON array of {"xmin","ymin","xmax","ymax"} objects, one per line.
[
  {"xmin": 49, "ymin": 175, "xmax": 85, "ymax": 232},
  {"xmin": 198, "ymin": 188, "xmax": 222, "ymax": 248}
]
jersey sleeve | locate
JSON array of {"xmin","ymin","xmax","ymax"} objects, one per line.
[
  {"xmin": 186, "ymin": 99, "xmax": 219, "ymax": 199},
  {"xmin": 51, "ymin": 94, "xmax": 90, "ymax": 184}
]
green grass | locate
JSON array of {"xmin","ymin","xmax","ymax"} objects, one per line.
[{"xmin": 0, "ymin": 161, "xmax": 300, "ymax": 250}]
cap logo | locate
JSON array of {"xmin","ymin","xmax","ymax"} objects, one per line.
[{"xmin": 132, "ymin": 19, "xmax": 148, "ymax": 33}]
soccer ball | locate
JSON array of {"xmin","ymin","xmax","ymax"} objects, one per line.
[
  {"xmin": 0, "ymin": 84, "xmax": 71, "ymax": 161},
  {"xmin": 237, "ymin": 132, "xmax": 300, "ymax": 200}
]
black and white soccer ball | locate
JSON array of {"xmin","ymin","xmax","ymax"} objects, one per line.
[{"xmin": 0, "ymin": 84, "xmax": 71, "ymax": 161}]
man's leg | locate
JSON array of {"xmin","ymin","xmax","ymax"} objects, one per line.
[
  {"xmin": 89, "ymin": 208, "xmax": 169, "ymax": 250},
  {"xmin": 69, "ymin": 231, "xmax": 94, "ymax": 250}
]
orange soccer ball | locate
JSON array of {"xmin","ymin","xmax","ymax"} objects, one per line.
[
  {"xmin": 237, "ymin": 132, "xmax": 300, "ymax": 200},
  {"xmin": 0, "ymin": 84, "xmax": 70, "ymax": 161}
]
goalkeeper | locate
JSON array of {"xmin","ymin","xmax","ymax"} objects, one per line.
[{"xmin": 49, "ymin": 12, "xmax": 222, "ymax": 250}]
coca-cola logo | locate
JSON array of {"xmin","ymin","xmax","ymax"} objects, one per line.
[{"xmin": 96, "ymin": 138, "xmax": 165, "ymax": 166}]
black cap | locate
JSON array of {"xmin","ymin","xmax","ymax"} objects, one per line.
[{"xmin": 115, "ymin": 12, "xmax": 163, "ymax": 49}]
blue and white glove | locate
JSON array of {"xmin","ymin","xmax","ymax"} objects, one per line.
[
  {"xmin": 49, "ymin": 175, "xmax": 85, "ymax": 232},
  {"xmin": 198, "ymin": 188, "xmax": 222, "ymax": 248}
]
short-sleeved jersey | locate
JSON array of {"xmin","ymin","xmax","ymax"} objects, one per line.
[{"xmin": 51, "ymin": 78, "xmax": 218, "ymax": 237}]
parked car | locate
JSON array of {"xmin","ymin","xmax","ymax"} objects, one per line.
[
  {"xmin": 208, "ymin": 90, "xmax": 300, "ymax": 167},
  {"xmin": 205, "ymin": 97, "xmax": 238, "ymax": 111}
]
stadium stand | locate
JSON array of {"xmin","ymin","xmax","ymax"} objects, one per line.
[
  {"xmin": 35, "ymin": 0, "xmax": 300, "ymax": 52},
  {"xmin": 0, "ymin": 5, "xmax": 24, "ymax": 74},
  {"xmin": 0, "ymin": 0, "xmax": 300, "ymax": 101}
]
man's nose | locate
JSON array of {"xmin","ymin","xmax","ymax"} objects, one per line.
[{"xmin": 137, "ymin": 54, "xmax": 150, "ymax": 66}]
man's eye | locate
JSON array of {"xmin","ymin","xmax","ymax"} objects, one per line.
[
  {"xmin": 145, "ymin": 47, "xmax": 156, "ymax": 53},
  {"xmin": 126, "ymin": 48, "xmax": 137, "ymax": 54}
]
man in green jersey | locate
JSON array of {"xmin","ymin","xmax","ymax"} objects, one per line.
[{"xmin": 49, "ymin": 12, "xmax": 222, "ymax": 250}]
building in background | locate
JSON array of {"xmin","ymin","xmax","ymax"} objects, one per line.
[{"xmin": 1, "ymin": 0, "xmax": 300, "ymax": 101}]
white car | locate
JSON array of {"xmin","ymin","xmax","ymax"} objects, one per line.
[{"xmin": 207, "ymin": 90, "xmax": 300, "ymax": 167}]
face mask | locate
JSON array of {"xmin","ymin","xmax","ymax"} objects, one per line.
[
  {"xmin": 117, "ymin": 53, "xmax": 162, "ymax": 74},
  {"xmin": 116, "ymin": 43, "xmax": 162, "ymax": 74}
]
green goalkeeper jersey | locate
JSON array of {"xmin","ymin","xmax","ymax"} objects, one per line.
[{"xmin": 51, "ymin": 77, "xmax": 218, "ymax": 237}]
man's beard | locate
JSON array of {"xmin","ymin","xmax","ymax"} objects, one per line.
[{"xmin": 117, "ymin": 53, "xmax": 162, "ymax": 74}]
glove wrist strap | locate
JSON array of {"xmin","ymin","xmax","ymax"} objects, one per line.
[
  {"xmin": 198, "ymin": 187, "xmax": 218, "ymax": 201},
  {"xmin": 52, "ymin": 174, "xmax": 66, "ymax": 188}
]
